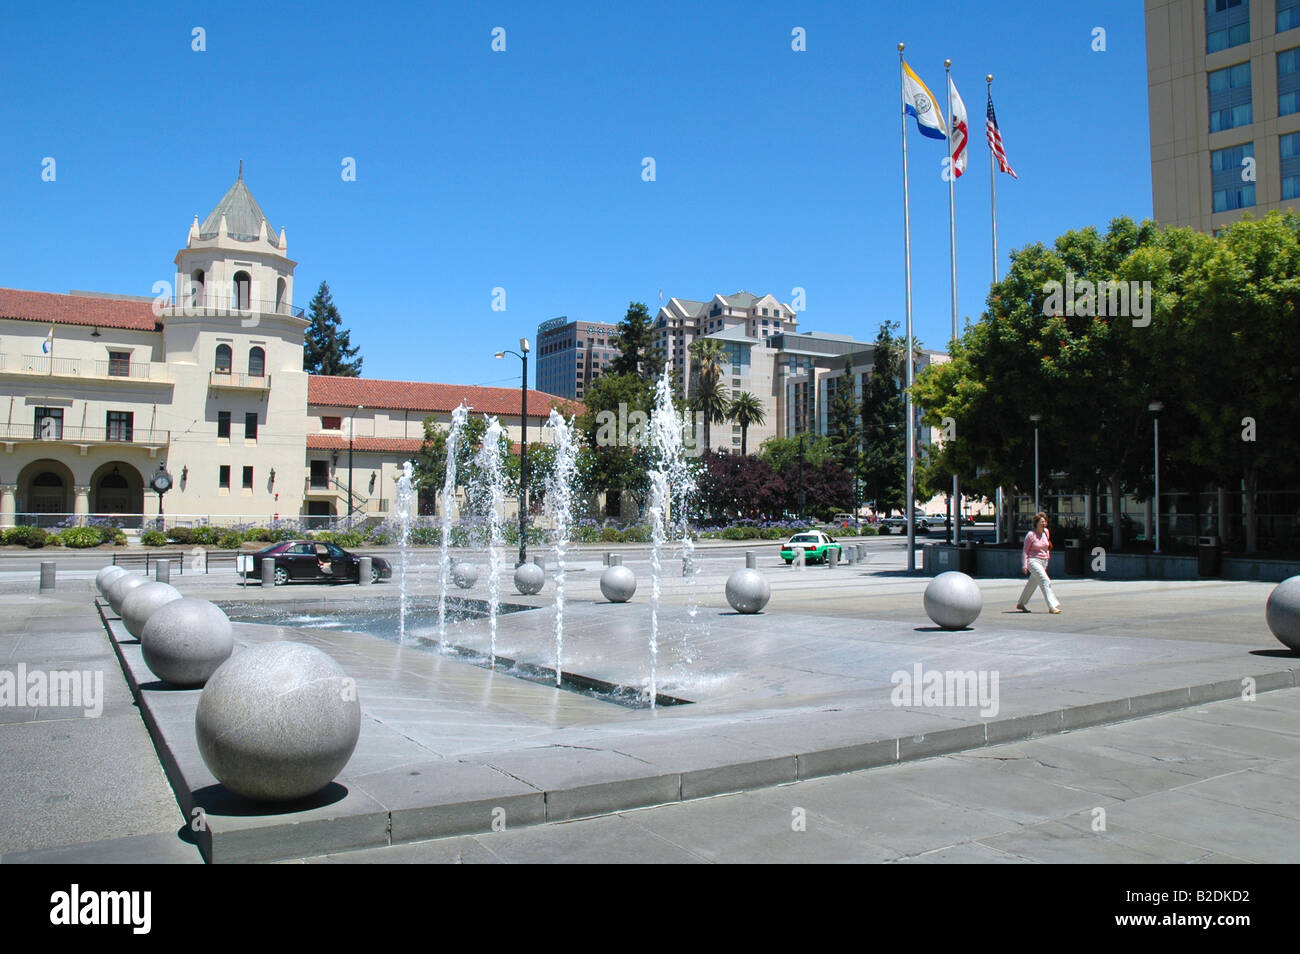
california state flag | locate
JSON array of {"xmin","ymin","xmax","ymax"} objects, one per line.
[{"xmin": 948, "ymin": 75, "xmax": 969, "ymax": 178}]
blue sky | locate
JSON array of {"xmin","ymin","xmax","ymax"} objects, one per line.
[{"xmin": 2, "ymin": 0, "xmax": 1151, "ymax": 390}]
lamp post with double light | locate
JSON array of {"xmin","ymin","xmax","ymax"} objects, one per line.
[{"xmin": 495, "ymin": 338, "xmax": 531, "ymax": 565}]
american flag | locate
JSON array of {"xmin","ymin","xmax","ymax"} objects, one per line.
[{"xmin": 986, "ymin": 94, "xmax": 1018, "ymax": 179}]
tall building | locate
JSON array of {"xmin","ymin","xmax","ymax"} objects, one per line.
[
  {"xmin": 1147, "ymin": 0, "xmax": 1300, "ymax": 230},
  {"xmin": 535, "ymin": 317, "xmax": 620, "ymax": 400}
]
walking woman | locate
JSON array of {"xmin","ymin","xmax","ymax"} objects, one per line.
[{"xmin": 1018, "ymin": 512, "xmax": 1061, "ymax": 613}]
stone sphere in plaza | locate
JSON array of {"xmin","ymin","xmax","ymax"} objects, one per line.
[
  {"xmin": 725, "ymin": 568, "xmax": 772, "ymax": 614},
  {"xmin": 106, "ymin": 572, "xmax": 149, "ymax": 614},
  {"xmin": 452, "ymin": 563, "xmax": 478, "ymax": 589},
  {"xmin": 96, "ymin": 565, "xmax": 127, "ymax": 595},
  {"xmin": 513, "ymin": 562, "xmax": 545, "ymax": 595},
  {"xmin": 599, "ymin": 565, "xmax": 637, "ymax": 603},
  {"xmin": 120, "ymin": 581, "xmax": 183, "ymax": 638},
  {"xmin": 923, "ymin": 571, "xmax": 983, "ymax": 630},
  {"xmin": 141, "ymin": 598, "xmax": 235, "ymax": 687},
  {"xmin": 196, "ymin": 641, "xmax": 361, "ymax": 802},
  {"xmin": 1265, "ymin": 575, "xmax": 1300, "ymax": 652}
]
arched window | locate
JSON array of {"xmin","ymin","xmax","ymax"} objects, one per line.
[
  {"xmin": 248, "ymin": 346, "xmax": 265, "ymax": 378},
  {"xmin": 190, "ymin": 269, "xmax": 205, "ymax": 307},
  {"xmin": 215, "ymin": 344, "xmax": 232, "ymax": 374},
  {"xmin": 275, "ymin": 277, "xmax": 286, "ymax": 313},
  {"xmin": 232, "ymin": 270, "xmax": 251, "ymax": 311}
]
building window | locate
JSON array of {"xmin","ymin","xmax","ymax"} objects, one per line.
[
  {"xmin": 1211, "ymin": 142, "xmax": 1256, "ymax": 211},
  {"xmin": 34, "ymin": 406, "xmax": 63, "ymax": 440},
  {"xmin": 1206, "ymin": 0, "xmax": 1249, "ymax": 54},
  {"xmin": 215, "ymin": 344, "xmax": 232, "ymax": 373},
  {"xmin": 232, "ymin": 271, "xmax": 251, "ymax": 310},
  {"xmin": 322, "ymin": 415, "xmax": 341, "ymax": 430},
  {"xmin": 1281, "ymin": 131, "xmax": 1300, "ymax": 198},
  {"xmin": 248, "ymin": 346, "xmax": 265, "ymax": 377},
  {"xmin": 1208, "ymin": 62, "xmax": 1252, "ymax": 131},
  {"xmin": 219, "ymin": 465, "xmax": 231, "ymax": 489},
  {"xmin": 217, "ymin": 411, "xmax": 231, "ymax": 439},
  {"xmin": 108, "ymin": 351, "xmax": 131, "ymax": 376},
  {"xmin": 242, "ymin": 466, "xmax": 254, "ymax": 490},
  {"xmin": 245, "ymin": 412, "xmax": 258, "ymax": 440},
  {"xmin": 310, "ymin": 460, "xmax": 329, "ymax": 488},
  {"xmin": 1280, "ymin": 48, "xmax": 1300, "ymax": 116},
  {"xmin": 106, "ymin": 411, "xmax": 133, "ymax": 442},
  {"xmin": 1280, "ymin": 0, "xmax": 1300, "ymax": 32}
]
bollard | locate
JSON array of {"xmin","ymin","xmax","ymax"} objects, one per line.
[
  {"xmin": 611, "ymin": 554, "xmax": 623, "ymax": 566},
  {"xmin": 746, "ymin": 551, "xmax": 757, "ymax": 569},
  {"xmin": 828, "ymin": 547, "xmax": 839, "ymax": 568},
  {"xmin": 794, "ymin": 549, "xmax": 805, "ymax": 569},
  {"xmin": 155, "ymin": 559, "xmax": 171, "ymax": 584},
  {"xmin": 605, "ymin": 552, "xmax": 612, "ymax": 566},
  {"xmin": 39, "ymin": 561, "xmax": 56, "ymax": 593},
  {"xmin": 533, "ymin": 555, "xmax": 545, "ymax": 570},
  {"xmin": 359, "ymin": 556, "xmax": 373, "ymax": 585},
  {"xmin": 261, "ymin": 557, "xmax": 276, "ymax": 587},
  {"xmin": 682, "ymin": 555, "xmax": 694, "ymax": 578}
]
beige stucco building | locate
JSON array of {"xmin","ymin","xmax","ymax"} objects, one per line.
[
  {"xmin": 0, "ymin": 174, "xmax": 571, "ymax": 530},
  {"xmin": 1147, "ymin": 0, "xmax": 1300, "ymax": 230}
]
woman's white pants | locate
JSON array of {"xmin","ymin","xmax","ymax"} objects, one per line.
[{"xmin": 1019, "ymin": 558, "xmax": 1060, "ymax": 611}]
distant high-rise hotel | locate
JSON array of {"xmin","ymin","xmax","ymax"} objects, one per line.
[
  {"xmin": 534, "ymin": 317, "xmax": 620, "ymax": 400},
  {"xmin": 1147, "ymin": 0, "xmax": 1300, "ymax": 230}
]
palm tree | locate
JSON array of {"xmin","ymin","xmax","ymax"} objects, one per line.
[
  {"xmin": 689, "ymin": 339, "xmax": 729, "ymax": 453},
  {"xmin": 729, "ymin": 391, "xmax": 766, "ymax": 455}
]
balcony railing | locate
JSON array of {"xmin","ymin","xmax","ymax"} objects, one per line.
[
  {"xmin": 0, "ymin": 423, "xmax": 170, "ymax": 445},
  {"xmin": 0, "ymin": 354, "xmax": 169, "ymax": 382},
  {"xmin": 161, "ymin": 295, "xmax": 304, "ymax": 319},
  {"xmin": 209, "ymin": 371, "xmax": 272, "ymax": 390}
]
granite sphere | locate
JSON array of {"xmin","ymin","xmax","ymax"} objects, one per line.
[
  {"xmin": 141, "ymin": 598, "xmax": 235, "ymax": 687},
  {"xmin": 599, "ymin": 564, "xmax": 637, "ymax": 603},
  {"xmin": 924, "ymin": 571, "xmax": 983, "ymax": 630},
  {"xmin": 452, "ymin": 563, "xmax": 478, "ymax": 589},
  {"xmin": 120, "ymin": 581, "xmax": 183, "ymax": 638},
  {"xmin": 513, "ymin": 562, "xmax": 545, "ymax": 595},
  {"xmin": 106, "ymin": 573, "xmax": 149, "ymax": 614},
  {"xmin": 96, "ymin": 565, "xmax": 127, "ymax": 595},
  {"xmin": 1265, "ymin": 575, "xmax": 1300, "ymax": 652},
  {"xmin": 725, "ymin": 568, "xmax": 772, "ymax": 614},
  {"xmin": 195, "ymin": 641, "xmax": 361, "ymax": 802}
]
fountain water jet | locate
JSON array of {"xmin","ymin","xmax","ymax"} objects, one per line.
[
  {"xmin": 395, "ymin": 460, "xmax": 415, "ymax": 641},
  {"xmin": 437, "ymin": 403, "xmax": 470, "ymax": 647},
  {"xmin": 545, "ymin": 409, "xmax": 578, "ymax": 686},
  {"xmin": 473, "ymin": 416, "xmax": 507, "ymax": 668}
]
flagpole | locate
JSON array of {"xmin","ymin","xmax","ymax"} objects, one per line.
[
  {"xmin": 988, "ymin": 72, "xmax": 1002, "ymax": 544},
  {"xmin": 946, "ymin": 59, "xmax": 961, "ymax": 546},
  {"xmin": 900, "ymin": 43, "xmax": 916, "ymax": 572}
]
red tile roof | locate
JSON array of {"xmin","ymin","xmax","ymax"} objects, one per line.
[
  {"xmin": 306, "ymin": 435, "xmax": 424, "ymax": 453},
  {"xmin": 0, "ymin": 288, "xmax": 161, "ymax": 331},
  {"xmin": 309, "ymin": 375, "xmax": 582, "ymax": 418}
]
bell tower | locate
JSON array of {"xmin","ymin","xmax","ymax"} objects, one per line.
[{"xmin": 173, "ymin": 162, "xmax": 296, "ymax": 315}]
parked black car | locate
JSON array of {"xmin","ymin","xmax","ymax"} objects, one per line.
[{"xmin": 241, "ymin": 541, "xmax": 392, "ymax": 585}]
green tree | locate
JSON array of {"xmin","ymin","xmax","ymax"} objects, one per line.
[
  {"xmin": 574, "ymin": 372, "xmax": 655, "ymax": 514},
  {"xmin": 302, "ymin": 281, "xmax": 363, "ymax": 376},
  {"xmin": 827, "ymin": 355, "xmax": 860, "ymax": 473},
  {"xmin": 689, "ymin": 339, "xmax": 730, "ymax": 454},
  {"xmin": 608, "ymin": 302, "xmax": 664, "ymax": 381},
  {"xmin": 728, "ymin": 391, "xmax": 766, "ymax": 456},
  {"xmin": 860, "ymin": 322, "xmax": 907, "ymax": 514}
]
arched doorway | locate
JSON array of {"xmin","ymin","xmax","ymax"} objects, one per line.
[
  {"xmin": 91, "ymin": 462, "xmax": 143, "ymax": 519},
  {"xmin": 17, "ymin": 460, "xmax": 75, "ymax": 526}
]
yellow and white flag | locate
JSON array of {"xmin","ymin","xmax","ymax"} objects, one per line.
[{"xmin": 903, "ymin": 61, "xmax": 948, "ymax": 141}]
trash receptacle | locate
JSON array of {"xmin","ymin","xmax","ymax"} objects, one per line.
[
  {"xmin": 1064, "ymin": 539, "xmax": 1085, "ymax": 576},
  {"xmin": 1197, "ymin": 536, "xmax": 1222, "ymax": 577},
  {"xmin": 957, "ymin": 541, "xmax": 976, "ymax": 575}
]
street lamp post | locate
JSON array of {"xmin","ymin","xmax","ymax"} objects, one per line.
[
  {"xmin": 1149, "ymin": 401, "xmax": 1163, "ymax": 553},
  {"xmin": 496, "ymin": 338, "xmax": 531, "ymax": 565},
  {"xmin": 1029, "ymin": 413, "xmax": 1042, "ymax": 519}
]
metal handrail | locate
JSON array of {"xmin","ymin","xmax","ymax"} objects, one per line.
[
  {"xmin": 0, "ymin": 423, "xmax": 170, "ymax": 443},
  {"xmin": 161, "ymin": 296, "xmax": 304, "ymax": 318}
]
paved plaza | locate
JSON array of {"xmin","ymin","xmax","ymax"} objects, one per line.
[{"xmin": 0, "ymin": 536, "xmax": 1296, "ymax": 863}]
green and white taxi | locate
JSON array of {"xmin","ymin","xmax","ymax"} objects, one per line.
[{"xmin": 780, "ymin": 531, "xmax": 842, "ymax": 564}]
